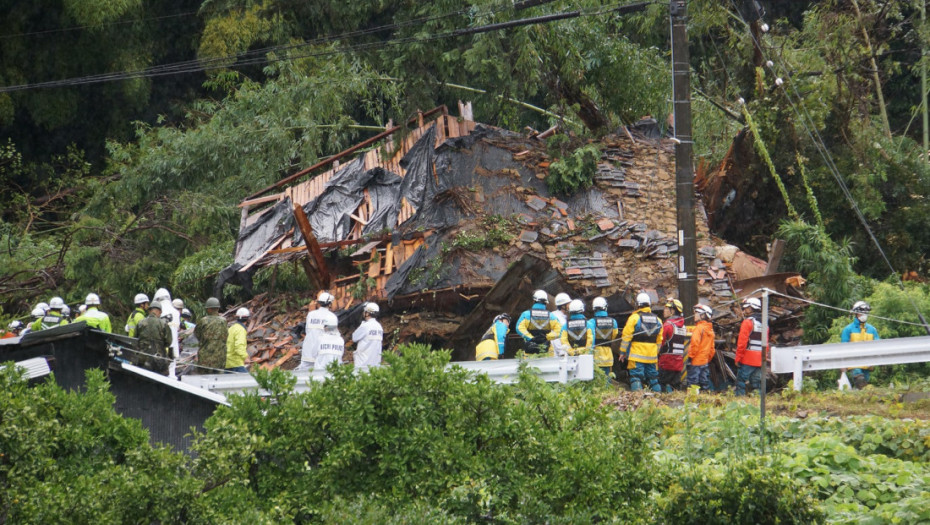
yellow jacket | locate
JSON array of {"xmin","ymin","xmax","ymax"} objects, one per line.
[
  {"xmin": 559, "ymin": 314, "xmax": 592, "ymax": 356},
  {"xmin": 226, "ymin": 322, "xmax": 248, "ymax": 369},
  {"xmin": 620, "ymin": 307, "xmax": 664, "ymax": 365}
]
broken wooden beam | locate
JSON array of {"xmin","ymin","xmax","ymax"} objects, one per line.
[{"xmin": 292, "ymin": 202, "xmax": 331, "ymax": 289}]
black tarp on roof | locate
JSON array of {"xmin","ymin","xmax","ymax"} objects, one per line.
[{"xmin": 234, "ymin": 197, "xmax": 294, "ymax": 266}]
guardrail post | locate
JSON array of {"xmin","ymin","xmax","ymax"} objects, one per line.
[
  {"xmin": 793, "ymin": 348, "xmax": 804, "ymax": 391},
  {"xmin": 558, "ymin": 355, "xmax": 568, "ymax": 383}
]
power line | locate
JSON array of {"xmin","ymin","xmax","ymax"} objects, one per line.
[
  {"xmin": 0, "ymin": 2, "xmax": 651, "ymax": 94},
  {"xmin": 725, "ymin": 0, "xmax": 930, "ymax": 333}
]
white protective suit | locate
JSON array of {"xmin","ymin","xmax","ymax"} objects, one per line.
[
  {"xmin": 297, "ymin": 307, "xmax": 338, "ymax": 370},
  {"xmin": 153, "ymin": 288, "xmax": 181, "ymax": 376},
  {"xmin": 352, "ymin": 318, "xmax": 383, "ymax": 370},
  {"xmin": 550, "ymin": 309, "xmax": 569, "ymax": 357},
  {"xmin": 314, "ymin": 331, "xmax": 345, "ymax": 371}
]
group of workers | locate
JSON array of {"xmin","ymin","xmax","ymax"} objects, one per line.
[
  {"xmin": 294, "ymin": 291, "xmax": 384, "ymax": 372},
  {"xmin": 475, "ymin": 289, "xmax": 821, "ymax": 394},
  {"xmin": 476, "ymin": 289, "xmax": 719, "ymax": 391}
]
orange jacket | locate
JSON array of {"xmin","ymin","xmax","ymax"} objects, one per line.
[
  {"xmin": 688, "ymin": 320, "xmax": 715, "ymax": 366},
  {"xmin": 735, "ymin": 315, "xmax": 766, "ymax": 367}
]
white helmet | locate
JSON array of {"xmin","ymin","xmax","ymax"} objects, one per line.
[
  {"xmin": 85, "ymin": 293, "xmax": 100, "ymax": 306},
  {"xmin": 8, "ymin": 320, "xmax": 22, "ymax": 330},
  {"xmin": 323, "ymin": 316, "xmax": 338, "ymax": 330},
  {"xmin": 694, "ymin": 304, "xmax": 713, "ymax": 318},
  {"xmin": 78, "ymin": 304, "xmax": 87, "ymax": 314},
  {"xmin": 181, "ymin": 308, "xmax": 192, "ymax": 319},
  {"xmin": 533, "ymin": 290, "xmax": 548, "ymax": 303},
  {"xmin": 852, "ymin": 301, "xmax": 871, "ymax": 314},
  {"xmin": 134, "ymin": 293, "xmax": 149, "ymax": 304},
  {"xmin": 568, "ymin": 299, "xmax": 584, "ymax": 314},
  {"xmin": 172, "ymin": 298, "xmax": 184, "ymax": 309},
  {"xmin": 592, "ymin": 297, "xmax": 608, "ymax": 311},
  {"xmin": 153, "ymin": 288, "xmax": 171, "ymax": 302},
  {"xmin": 31, "ymin": 307, "xmax": 45, "ymax": 318},
  {"xmin": 554, "ymin": 293, "xmax": 571, "ymax": 307},
  {"xmin": 636, "ymin": 292, "xmax": 651, "ymax": 307},
  {"xmin": 236, "ymin": 307, "xmax": 250, "ymax": 318},
  {"xmin": 364, "ymin": 302, "xmax": 380, "ymax": 315},
  {"xmin": 37, "ymin": 302, "xmax": 49, "ymax": 313},
  {"xmin": 317, "ymin": 291, "xmax": 335, "ymax": 306},
  {"xmin": 49, "ymin": 297, "xmax": 66, "ymax": 310},
  {"xmin": 742, "ymin": 297, "xmax": 762, "ymax": 311},
  {"xmin": 61, "ymin": 305, "xmax": 71, "ymax": 317}
]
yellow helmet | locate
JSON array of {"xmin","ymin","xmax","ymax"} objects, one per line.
[{"xmin": 665, "ymin": 298, "xmax": 683, "ymax": 313}]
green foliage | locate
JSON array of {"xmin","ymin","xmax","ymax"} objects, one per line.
[
  {"xmin": 657, "ymin": 457, "xmax": 824, "ymax": 525},
  {"xmin": 778, "ymin": 219, "xmax": 860, "ymax": 342},
  {"xmin": 171, "ymin": 240, "xmax": 235, "ymax": 300},
  {"xmin": 191, "ymin": 344, "xmax": 658, "ymax": 522},
  {"xmin": 545, "ymin": 142, "xmax": 600, "ymax": 196},
  {"xmin": 0, "ymin": 367, "xmax": 200, "ymax": 524},
  {"xmin": 451, "ymin": 215, "xmax": 515, "ymax": 252}
]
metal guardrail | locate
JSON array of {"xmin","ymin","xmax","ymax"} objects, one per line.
[
  {"xmin": 180, "ymin": 355, "xmax": 595, "ymax": 399},
  {"xmin": 771, "ymin": 336, "xmax": 930, "ymax": 391}
]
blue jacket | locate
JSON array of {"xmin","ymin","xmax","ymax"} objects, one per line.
[{"xmin": 840, "ymin": 319, "xmax": 880, "ymax": 343}]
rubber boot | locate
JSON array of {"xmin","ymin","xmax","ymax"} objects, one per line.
[
  {"xmin": 630, "ymin": 379, "xmax": 642, "ymax": 391},
  {"xmin": 852, "ymin": 374, "xmax": 868, "ymax": 389},
  {"xmin": 649, "ymin": 380, "xmax": 661, "ymax": 392}
]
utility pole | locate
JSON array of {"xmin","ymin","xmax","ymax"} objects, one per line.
[
  {"xmin": 670, "ymin": 0, "xmax": 698, "ymax": 318},
  {"xmin": 922, "ymin": 0, "xmax": 928, "ymax": 159}
]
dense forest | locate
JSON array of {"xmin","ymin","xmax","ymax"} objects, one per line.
[{"xmin": 2, "ymin": 0, "xmax": 929, "ymax": 339}]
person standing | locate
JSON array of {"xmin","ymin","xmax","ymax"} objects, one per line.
[
  {"xmin": 658, "ymin": 298, "xmax": 689, "ymax": 392},
  {"xmin": 687, "ymin": 304, "xmax": 716, "ymax": 392},
  {"xmin": 476, "ymin": 313, "xmax": 510, "ymax": 361},
  {"xmin": 841, "ymin": 301, "xmax": 881, "ymax": 389},
  {"xmin": 135, "ymin": 302, "xmax": 173, "ymax": 375},
  {"xmin": 560, "ymin": 299, "xmax": 592, "ymax": 356},
  {"xmin": 314, "ymin": 317, "xmax": 345, "ymax": 371},
  {"xmin": 225, "ymin": 308, "xmax": 250, "ymax": 373},
  {"xmin": 352, "ymin": 302, "xmax": 384, "ymax": 370},
  {"xmin": 588, "ymin": 297, "xmax": 618, "ymax": 382},
  {"xmin": 30, "ymin": 297, "xmax": 69, "ymax": 331},
  {"xmin": 125, "ymin": 293, "xmax": 149, "ymax": 337},
  {"xmin": 734, "ymin": 298, "xmax": 765, "ymax": 395},
  {"xmin": 153, "ymin": 288, "xmax": 181, "ymax": 375},
  {"xmin": 550, "ymin": 292, "xmax": 572, "ymax": 357},
  {"xmin": 75, "ymin": 293, "xmax": 112, "ymax": 333},
  {"xmin": 194, "ymin": 297, "xmax": 228, "ymax": 373},
  {"xmin": 619, "ymin": 292, "xmax": 663, "ymax": 392},
  {"xmin": 516, "ymin": 290, "xmax": 561, "ymax": 356},
  {"xmin": 298, "ymin": 291, "xmax": 338, "ymax": 371}
]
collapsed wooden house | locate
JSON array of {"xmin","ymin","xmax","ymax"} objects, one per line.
[{"xmin": 217, "ymin": 103, "xmax": 808, "ymax": 384}]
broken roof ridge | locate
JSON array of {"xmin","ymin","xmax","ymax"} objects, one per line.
[{"xmin": 244, "ymin": 105, "xmax": 451, "ymax": 202}]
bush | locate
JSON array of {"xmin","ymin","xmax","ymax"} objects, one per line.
[{"xmin": 657, "ymin": 457, "xmax": 824, "ymax": 524}]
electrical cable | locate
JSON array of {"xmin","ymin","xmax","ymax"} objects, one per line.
[
  {"xmin": 0, "ymin": 1, "xmax": 652, "ymax": 93},
  {"xmin": 725, "ymin": 0, "xmax": 930, "ymax": 332}
]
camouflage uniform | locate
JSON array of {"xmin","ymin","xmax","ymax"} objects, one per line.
[
  {"xmin": 195, "ymin": 314, "xmax": 228, "ymax": 373},
  {"xmin": 136, "ymin": 313, "xmax": 172, "ymax": 375}
]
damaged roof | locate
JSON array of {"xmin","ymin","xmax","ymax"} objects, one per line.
[{"xmin": 219, "ymin": 103, "xmax": 804, "ymax": 362}]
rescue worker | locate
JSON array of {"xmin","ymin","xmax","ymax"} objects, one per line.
[
  {"xmin": 62, "ymin": 305, "xmax": 72, "ymax": 321},
  {"xmin": 194, "ymin": 297, "xmax": 228, "ymax": 373},
  {"xmin": 2, "ymin": 320, "xmax": 23, "ymax": 339},
  {"xmin": 152, "ymin": 288, "xmax": 181, "ymax": 368},
  {"xmin": 588, "ymin": 296, "xmax": 618, "ymax": 382},
  {"xmin": 74, "ymin": 293, "xmax": 112, "ymax": 333},
  {"xmin": 619, "ymin": 292, "xmax": 663, "ymax": 392},
  {"xmin": 125, "ymin": 293, "xmax": 149, "ymax": 337},
  {"xmin": 30, "ymin": 297, "xmax": 69, "ymax": 331},
  {"xmin": 21, "ymin": 307, "xmax": 45, "ymax": 336},
  {"xmin": 36, "ymin": 302, "xmax": 49, "ymax": 315},
  {"xmin": 516, "ymin": 290, "xmax": 561, "ymax": 355},
  {"xmin": 352, "ymin": 302, "xmax": 384, "ymax": 370},
  {"xmin": 298, "ymin": 291, "xmax": 338, "ymax": 371},
  {"xmin": 734, "ymin": 298, "xmax": 765, "ymax": 395},
  {"xmin": 841, "ymin": 301, "xmax": 881, "ymax": 389},
  {"xmin": 136, "ymin": 301, "xmax": 173, "ymax": 375},
  {"xmin": 314, "ymin": 316, "xmax": 345, "ymax": 371},
  {"xmin": 658, "ymin": 298, "xmax": 689, "ymax": 392},
  {"xmin": 476, "ymin": 313, "xmax": 511, "ymax": 361},
  {"xmin": 560, "ymin": 299, "xmax": 592, "ymax": 356},
  {"xmin": 172, "ymin": 298, "xmax": 184, "ymax": 311},
  {"xmin": 225, "ymin": 308, "xmax": 250, "ymax": 373},
  {"xmin": 551, "ymin": 292, "xmax": 572, "ymax": 356},
  {"xmin": 180, "ymin": 309, "xmax": 196, "ymax": 331},
  {"xmin": 687, "ymin": 304, "xmax": 716, "ymax": 392}
]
